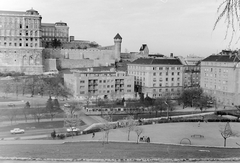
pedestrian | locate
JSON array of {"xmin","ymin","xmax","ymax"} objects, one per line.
[
  {"xmin": 198, "ymin": 121, "xmax": 200, "ymax": 127},
  {"xmin": 92, "ymin": 132, "xmax": 95, "ymax": 138}
]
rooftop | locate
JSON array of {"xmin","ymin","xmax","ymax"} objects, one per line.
[
  {"xmin": 129, "ymin": 58, "xmax": 182, "ymax": 65},
  {"xmin": 202, "ymin": 54, "xmax": 240, "ymax": 62},
  {"xmin": 114, "ymin": 33, "xmax": 122, "ymax": 40}
]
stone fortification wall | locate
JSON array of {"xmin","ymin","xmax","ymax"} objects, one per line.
[
  {"xmin": 0, "ymin": 48, "xmax": 44, "ymax": 74},
  {"xmin": 44, "ymin": 59, "xmax": 57, "ymax": 71},
  {"xmin": 43, "ymin": 48, "xmax": 116, "ymax": 60},
  {"xmin": 57, "ymin": 59, "xmax": 94, "ymax": 69}
]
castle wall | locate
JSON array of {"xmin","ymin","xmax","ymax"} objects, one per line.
[
  {"xmin": 43, "ymin": 48, "xmax": 117, "ymax": 60},
  {"xmin": 44, "ymin": 59, "xmax": 57, "ymax": 71},
  {"xmin": 0, "ymin": 48, "xmax": 44, "ymax": 74},
  {"xmin": 57, "ymin": 59, "xmax": 94, "ymax": 69}
]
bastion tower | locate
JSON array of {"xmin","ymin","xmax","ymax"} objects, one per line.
[{"xmin": 114, "ymin": 33, "xmax": 122, "ymax": 61}]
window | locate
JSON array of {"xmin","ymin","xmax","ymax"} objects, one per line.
[
  {"xmin": 172, "ymin": 72, "xmax": 174, "ymax": 75},
  {"xmin": 107, "ymin": 85, "xmax": 110, "ymax": 88},
  {"xmin": 159, "ymin": 89, "xmax": 161, "ymax": 92},
  {"xmin": 153, "ymin": 78, "xmax": 156, "ymax": 82},
  {"xmin": 80, "ymin": 80, "xmax": 85, "ymax": 83},
  {"xmin": 159, "ymin": 83, "xmax": 162, "ymax": 86},
  {"xmin": 127, "ymin": 85, "xmax": 131, "ymax": 87},
  {"xmin": 166, "ymin": 72, "xmax": 168, "ymax": 75},
  {"xmin": 103, "ymin": 80, "xmax": 106, "ymax": 83},
  {"xmin": 171, "ymin": 78, "xmax": 174, "ymax": 81},
  {"xmin": 153, "ymin": 67, "xmax": 156, "ymax": 70},
  {"xmin": 80, "ymin": 91, "xmax": 85, "ymax": 94},
  {"xmin": 159, "ymin": 67, "xmax": 163, "ymax": 70},
  {"xmin": 166, "ymin": 78, "xmax": 168, "ymax": 81},
  {"xmin": 153, "ymin": 72, "xmax": 156, "ymax": 76},
  {"xmin": 159, "ymin": 72, "xmax": 162, "ymax": 76},
  {"xmin": 177, "ymin": 72, "xmax": 180, "ymax": 75},
  {"xmin": 99, "ymin": 80, "xmax": 102, "ymax": 83},
  {"xmin": 127, "ymin": 90, "xmax": 131, "ymax": 92}
]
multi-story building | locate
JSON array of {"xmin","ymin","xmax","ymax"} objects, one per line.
[
  {"xmin": 64, "ymin": 67, "xmax": 134, "ymax": 100},
  {"xmin": 200, "ymin": 50, "xmax": 240, "ymax": 106},
  {"xmin": 41, "ymin": 21, "xmax": 69, "ymax": 46},
  {"xmin": 127, "ymin": 58, "xmax": 183, "ymax": 99},
  {"xmin": 178, "ymin": 55, "xmax": 202, "ymax": 88},
  {"xmin": 0, "ymin": 9, "xmax": 44, "ymax": 74}
]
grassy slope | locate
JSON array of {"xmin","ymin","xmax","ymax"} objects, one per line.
[{"xmin": 0, "ymin": 142, "xmax": 240, "ymax": 159}]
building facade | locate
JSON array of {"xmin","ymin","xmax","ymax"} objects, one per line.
[
  {"xmin": 0, "ymin": 9, "xmax": 44, "ymax": 74},
  {"xmin": 128, "ymin": 58, "xmax": 183, "ymax": 99},
  {"xmin": 41, "ymin": 21, "xmax": 69, "ymax": 46},
  {"xmin": 178, "ymin": 55, "xmax": 202, "ymax": 88},
  {"xmin": 64, "ymin": 67, "xmax": 134, "ymax": 100},
  {"xmin": 200, "ymin": 51, "xmax": 240, "ymax": 106}
]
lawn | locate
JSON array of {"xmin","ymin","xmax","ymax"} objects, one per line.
[{"xmin": 0, "ymin": 142, "xmax": 240, "ymax": 160}]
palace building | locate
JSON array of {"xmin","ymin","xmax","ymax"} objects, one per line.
[{"xmin": 0, "ymin": 9, "xmax": 44, "ymax": 74}]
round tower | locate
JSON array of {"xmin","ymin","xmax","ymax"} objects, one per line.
[{"xmin": 114, "ymin": 33, "xmax": 122, "ymax": 61}]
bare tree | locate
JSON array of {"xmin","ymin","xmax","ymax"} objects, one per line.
[
  {"xmin": 214, "ymin": 0, "xmax": 240, "ymax": 45},
  {"xmin": 219, "ymin": 122, "xmax": 238, "ymax": 147},
  {"xmin": 30, "ymin": 103, "xmax": 45, "ymax": 123},
  {"xmin": 100, "ymin": 114, "xmax": 113, "ymax": 144},
  {"xmin": 124, "ymin": 115, "xmax": 136, "ymax": 141},
  {"xmin": 4, "ymin": 107, "xmax": 18, "ymax": 125},
  {"xmin": 134, "ymin": 127, "xmax": 143, "ymax": 144}
]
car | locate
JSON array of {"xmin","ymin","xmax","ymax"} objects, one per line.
[
  {"xmin": 66, "ymin": 127, "xmax": 80, "ymax": 133},
  {"xmin": 10, "ymin": 128, "xmax": 25, "ymax": 134}
]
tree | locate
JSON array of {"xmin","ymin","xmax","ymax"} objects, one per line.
[
  {"xmin": 46, "ymin": 97, "xmax": 61, "ymax": 121},
  {"xmin": 219, "ymin": 122, "xmax": 238, "ymax": 147},
  {"xmin": 4, "ymin": 107, "xmax": 18, "ymax": 125},
  {"xmin": 3, "ymin": 82, "xmax": 12, "ymax": 97},
  {"xmin": 134, "ymin": 127, "xmax": 143, "ymax": 144},
  {"xmin": 63, "ymin": 102, "xmax": 83, "ymax": 138},
  {"xmin": 214, "ymin": 0, "xmax": 240, "ymax": 44},
  {"xmin": 30, "ymin": 103, "xmax": 45, "ymax": 123},
  {"xmin": 152, "ymin": 98, "xmax": 168, "ymax": 117},
  {"xmin": 13, "ymin": 76, "xmax": 21, "ymax": 97},
  {"xmin": 100, "ymin": 114, "xmax": 113, "ymax": 144},
  {"xmin": 22, "ymin": 101, "xmax": 31, "ymax": 122},
  {"xmin": 179, "ymin": 88, "xmax": 204, "ymax": 109},
  {"xmin": 51, "ymin": 38, "xmax": 61, "ymax": 48},
  {"xmin": 124, "ymin": 115, "xmax": 136, "ymax": 141},
  {"xmin": 195, "ymin": 95, "xmax": 209, "ymax": 112}
]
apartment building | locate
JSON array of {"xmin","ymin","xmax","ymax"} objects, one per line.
[
  {"xmin": 0, "ymin": 9, "xmax": 44, "ymax": 74},
  {"xmin": 200, "ymin": 51, "xmax": 240, "ymax": 106},
  {"xmin": 178, "ymin": 55, "xmax": 202, "ymax": 88},
  {"xmin": 64, "ymin": 67, "xmax": 134, "ymax": 100},
  {"xmin": 128, "ymin": 58, "xmax": 183, "ymax": 98}
]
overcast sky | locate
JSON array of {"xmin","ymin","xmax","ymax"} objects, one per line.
[{"xmin": 1, "ymin": 0, "xmax": 237, "ymax": 57}]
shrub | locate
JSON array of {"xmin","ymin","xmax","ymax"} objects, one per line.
[{"xmin": 57, "ymin": 134, "xmax": 65, "ymax": 139}]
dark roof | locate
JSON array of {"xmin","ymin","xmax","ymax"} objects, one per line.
[
  {"xmin": 114, "ymin": 33, "xmax": 122, "ymax": 40},
  {"xmin": 202, "ymin": 55, "xmax": 240, "ymax": 62},
  {"xmin": 129, "ymin": 58, "xmax": 182, "ymax": 65},
  {"xmin": 140, "ymin": 44, "xmax": 147, "ymax": 51}
]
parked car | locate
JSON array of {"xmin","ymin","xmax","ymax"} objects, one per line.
[
  {"xmin": 10, "ymin": 128, "xmax": 25, "ymax": 134},
  {"xmin": 66, "ymin": 127, "xmax": 80, "ymax": 133}
]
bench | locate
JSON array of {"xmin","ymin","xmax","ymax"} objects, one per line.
[{"xmin": 191, "ymin": 134, "xmax": 204, "ymax": 138}]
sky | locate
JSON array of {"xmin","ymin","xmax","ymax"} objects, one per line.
[{"xmin": 1, "ymin": 0, "xmax": 237, "ymax": 57}]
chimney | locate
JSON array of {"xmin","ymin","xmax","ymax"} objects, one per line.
[{"xmin": 170, "ymin": 53, "xmax": 173, "ymax": 58}]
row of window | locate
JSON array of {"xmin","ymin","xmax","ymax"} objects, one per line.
[
  {"xmin": 80, "ymin": 89, "xmax": 132, "ymax": 94},
  {"xmin": 152, "ymin": 92, "xmax": 181, "ymax": 98},
  {"xmin": 152, "ymin": 83, "xmax": 180, "ymax": 87},
  {"xmin": 128, "ymin": 65, "xmax": 181, "ymax": 71},
  {"xmin": 1, "ymin": 37, "xmax": 38, "ymax": 41},
  {"xmin": 0, "ymin": 42, "xmax": 38, "ymax": 47}
]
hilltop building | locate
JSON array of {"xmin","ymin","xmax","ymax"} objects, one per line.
[
  {"xmin": 127, "ymin": 58, "xmax": 183, "ymax": 98},
  {"xmin": 200, "ymin": 50, "xmax": 240, "ymax": 107},
  {"xmin": 41, "ymin": 21, "xmax": 69, "ymax": 47},
  {"xmin": 0, "ymin": 9, "xmax": 44, "ymax": 74},
  {"xmin": 43, "ymin": 33, "xmax": 123, "ymax": 68},
  {"xmin": 64, "ymin": 66, "xmax": 134, "ymax": 100}
]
